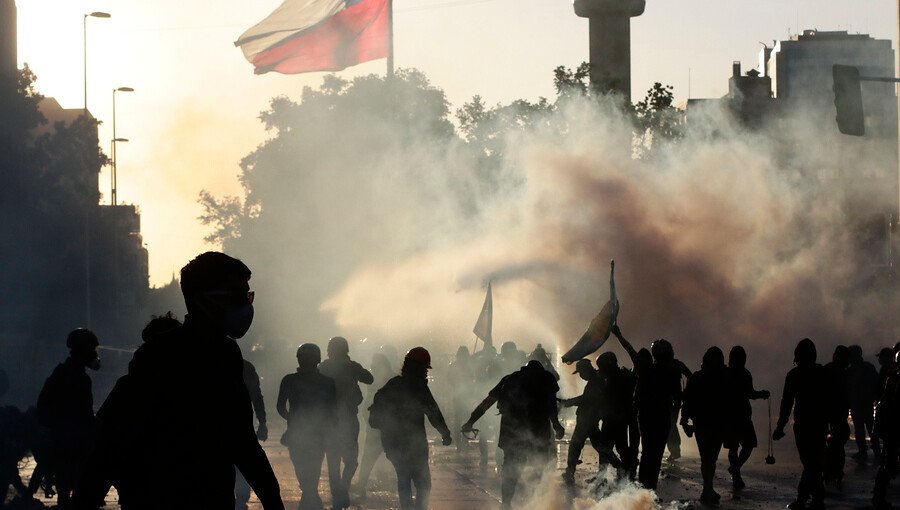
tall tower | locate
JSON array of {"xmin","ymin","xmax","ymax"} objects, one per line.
[
  {"xmin": 574, "ymin": 0, "xmax": 645, "ymax": 102},
  {"xmin": 0, "ymin": 0, "xmax": 16, "ymax": 78}
]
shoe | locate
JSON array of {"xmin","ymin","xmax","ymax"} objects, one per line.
[
  {"xmin": 667, "ymin": 452, "xmax": 681, "ymax": 461},
  {"xmin": 787, "ymin": 500, "xmax": 806, "ymax": 510},
  {"xmin": 700, "ymin": 489, "xmax": 720, "ymax": 505},
  {"xmin": 732, "ymin": 473, "xmax": 746, "ymax": 492}
]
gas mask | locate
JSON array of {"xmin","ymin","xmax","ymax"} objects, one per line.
[
  {"xmin": 87, "ymin": 355, "xmax": 101, "ymax": 371},
  {"xmin": 223, "ymin": 303, "xmax": 254, "ymax": 339}
]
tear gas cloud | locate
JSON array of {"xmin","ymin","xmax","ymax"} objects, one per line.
[{"xmin": 224, "ymin": 72, "xmax": 898, "ymax": 388}]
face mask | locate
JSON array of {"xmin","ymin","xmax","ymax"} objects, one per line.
[{"xmin": 223, "ymin": 303, "xmax": 254, "ymax": 339}]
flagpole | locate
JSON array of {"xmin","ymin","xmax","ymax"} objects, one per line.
[
  {"xmin": 387, "ymin": 0, "xmax": 394, "ymax": 78},
  {"xmin": 472, "ymin": 335, "xmax": 479, "ymax": 354}
]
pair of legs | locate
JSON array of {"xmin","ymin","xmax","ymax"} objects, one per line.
[
  {"xmin": 727, "ymin": 418, "xmax": 758, "ymax": 490},
  {"xmin": 637, "ymin": 409, "xmax": 670, "ymax": 490},
  {"xmin": 386, "ymin": 448, "xmax": 431, "ymax": 510},
  {"xmin": 355, "ymin": 426, "xmax": 384, "ymax": 492},
  {"xmin": 695, "ymin": 428, "xmax": 723, "ymax": 502},
  {"xmin": 564, "ymin": 419, "xmax": 603, "ymax": 480},
  {"xmin": 600, "ymin": 419, "xmax": 631, "ymax": 474},
  {"xmin": 326, "ymin": 415, "xmax": 360, "ymax": 509},
  {"xmin": 500, "ymin": 446, "xmax": 547, "ymax": 508},
  {"xmin": 289, "ymin": 441, "xmax": 326, "ymax": 510},
  {"xmin": 824, "ymin": 420, "xmax": 849, "ymax": 486},
  {"xmin": 794, "ymin": 425, "xmax": 827, "ymax": 508},
  {"xmin": 872, "ymin": 438, "xmax": 897, "ymax": 508},
  {"xmin": 851, "ymin": 406, "xmax": 879, "ymax": 457},
  {"xmin": 666, "ymin": 407, "xmax": 681, "ymax": 460}
]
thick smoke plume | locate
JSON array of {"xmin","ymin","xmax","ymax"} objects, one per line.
[{"xmin": 214, "ymin": 70, "xmax": 898, "ymax": 391}]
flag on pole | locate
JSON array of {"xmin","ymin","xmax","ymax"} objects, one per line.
[
  {"xmin": 473, "ymin": 281, "xmax": 493, "ymax": 347},
  {"xmin": 561, "ymin": 260, "xmax": 619, "ymax": 364},
  {"xmin": 235, "ymin": 0, "xmax": 390, "ymax": 75}
]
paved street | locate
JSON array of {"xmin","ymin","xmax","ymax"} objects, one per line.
[{"xmin": 17, "ymin": 427, "xmax": 897, "ymax": 509}]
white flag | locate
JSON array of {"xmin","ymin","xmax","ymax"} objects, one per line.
[{"xmin": 473, "ymin": 281, "xmax": 493, "ymax": 347}]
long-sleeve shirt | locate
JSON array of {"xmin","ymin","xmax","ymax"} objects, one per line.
[
  {"xmin": 243, "ymin": 360, "xmax": 266, "ymax": 426},
  {"xmin": 319, "ymin": 356, "xmax": 374, "ymax": 416},
  {"xmin": 370, "ymin": 375, "xmax": 450, "ymax": 458},
  {"xmin": 777, "ymin": 363, "xmax": 827, "ymax": 431}
]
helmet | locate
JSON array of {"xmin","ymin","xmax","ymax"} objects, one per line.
[
  {"xmin": 500, "ymin": 341, "xmax": 518, "ymax": 356},
  {"xmin": 296, "ymin": 343, "xmax": 322, "ymax": 365},
  {"xmin": 405, "ymin": 347, "xmax": 432, "ymax": 369},
  {"xmin": 794, "ymin": 338, "xmax": 817, "ymax": 365},
  {"xmin": 66, "ymin": 328, "xmax": 99, "ymax": 353},
  {"xmin": 650, "ymin": 338, "xmax": 673, "ymax": 361},
  {"xmin": 327, "ymin": 336, "xmax": 349, "ymax": 357}
]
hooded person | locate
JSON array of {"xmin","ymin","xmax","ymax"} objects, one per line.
[
  {"xmin": 36, "ymin": 328, "xmax": 101, "ymax": 509},
  {"xmin": 369, "ymin": 347, "xmax": 451, "ymax": 510},
  {"xmin": 724, "ymin": 345, "xmax": 770, "ymax": 493},
  {"xmin": 74, "ymin": 252, "xmax": 284, "ymax": 510},
  {"xmin": 681, "ymin": 347, "xmax": 734, "ymax": 505},
  {"xmin": 872, "ymin": 345, "xmax": 900, "ymax": 509},
  {"xmin": 774, "ymin": 338, "xmax": 828, "ymax": 510}
]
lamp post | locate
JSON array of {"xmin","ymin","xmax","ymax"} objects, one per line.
[
  {"xmin": 83, "ymin": 11, "xmax": 110, "ymax": 112},
  {"xmin": 112, "ymin": 87, "xmax": 134, "ymax": 206}
]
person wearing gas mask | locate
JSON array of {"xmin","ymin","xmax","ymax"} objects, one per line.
[
  {"xmin": 75, "ymin": 252, "xmax": 284, "ymax": 510},
  {"xmin": 36, "ymin": 328, "xmax": 101, "ymax": 509}
]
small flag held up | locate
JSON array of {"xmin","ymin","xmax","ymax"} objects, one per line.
[
  {"xmin": 473, "ymin": 281, "xmax": 493, "ymax": 348},
  {"xmin": 561, "ymin": 260, "xmax": 619, "ymax": 364}
]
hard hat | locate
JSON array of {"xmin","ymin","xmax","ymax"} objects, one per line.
[
  {"xmin": 572, "ymin": 358, "xmax": 593, "ymax": 374},
  {"xmin": 405, "ymin": 347, "xmax": 432, "ymax": 368}
]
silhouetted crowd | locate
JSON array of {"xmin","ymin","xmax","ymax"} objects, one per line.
[{"xmin": 0, "ymin": 251, "xmax": 899, "ymax": 510}]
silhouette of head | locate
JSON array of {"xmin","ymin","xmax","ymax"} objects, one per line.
[
  {"xmin": 456, "ymin": 346, "xmax": 470, "ymax": 361},
  {"xmin": 847, "ymin": 345, "xmax": 863, "ymax": 363},
  {"xmin": 402, "ymin": 347, "xmax": 431, "ymax": 379},
  {"xmin": 482, "ymin": 344, "xmax": 497, "ymax": 357},
  {"xmin": 728, "ymin": 345, "xmax": 746, "ymax": 369},
  {"xmin": 650, "ymin": 338, "xmax": 674, "ymax": 363},
  {"xmin": 573, "ymin": 359, "xmax": 594, "ymax": 380},
  {"xmin": 794, "ymin": 338, "xmax": 817, "ymax": 365},
  {"xmin": 297, "ymin": 343, "xmax": 321, "ymax": 368},
  {"xmin": 67, "ymin": 328, "xmax": 100, "ymax": 371},
  {"xmin": 832, "ymin": 345, "xmax": 850, "ymax": 368},
  {"xmin": 524, "ymin": 359, "xmax": 544, "ymax": 375},
  {"xmin": 596, "ymin": 352, "xmax": 618, "ymax": 372},
  {"xmin": 701, "ymin": 346, "xmax": 725, "ymax": 371},
  {"xmin": 637, "ymin": 348, "xmax": 653, "ymax": 367},
  {"xmin": 529, "ymin": 344, "xmax": 548, "ymax": 361},
  {"xmin": 141, "ymin": 312, "xmax": 181, "ymax": 343},
  {"xmin": 327, "ymin": 336, "xmax": 350, "ymax": 359},
  {"xmin": 500, "ymin": 341, "xmax": 518, "ymax": 357},
  {"xmin": 180, "ymin": 252, "xmax": 254, "ymax": 338},
  {"xmin": 877, "ymin": 347, "xmax": 894, "ymax": 367}
]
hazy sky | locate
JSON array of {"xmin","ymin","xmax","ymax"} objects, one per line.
[{"xmin": 15, "ymin": 0, "xmax": 898, "ymax": 285}]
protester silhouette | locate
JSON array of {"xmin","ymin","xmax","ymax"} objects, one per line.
[
  {"xmin": 681, "ymin": 346, "xmax": 733, "ymax": 505},
  {"xmin": 724, "ymin": 345, "xmax": 769, "ymax": 493},
  {"xmin": 462, "ymin": 360, "xmax": 564, "ymax": 509},
  {"xmin": 74, "ymin": 252, "xmax": 284, "ymax": 510},
  {"xmin": 355, "ymin": 349, "xmax": 396, "ymax": 496},
  {"xmin": 872, "ymin": 344, "xmax": 899, "ymax": 509},
  {"xmin": 277, "ymin": 343, "xmax": 336, "ymax": 510},
  {"xmin": 36, "ymin": 328, "xmax": 100, "ymax": 509},
  {"xmin": 774, "ymin": 338, "xmax": 828, "ymax": 510},
  {"xmin": 446, "ymin": 346, "xmax": 474, "ymax": 451},
  {"xmin": 560, "ymin": 359, "xmax": 606, "ymax": 485},
  {"xmin": 236, "ymin": 358, "xmax": 269, "ymax": 510},
  {"xmin": 823, "ymin": 345, "xmax": 850, "ymax": 489},
  {"xmin": 318, "ymin": 336, "xmax": 373, "ymax": 510},
  {"xmin": 876, "ymin": 347, "xmax": 896, "ymax": 402},
  {"xmin": 596, "ymin": 352, "xmax": 638, "ymax": 480},
  {"xmin": 369, "ymin": 347, "xmax": 452, "ymax": 510},
  {"xmin": 846, "ymin": 344, "xmax": 880, "ymax": 461},
  {"xmin": 0, "ymin": 406, "xmax": 29, "ymax": 502},
  {"xmin": 652, "ymin": 340, "xmax": 691, "ymax": 462},
  {"xmin": 471, "ymin": 344, "xmax": 500, "ymax": 469},
  {"xmin": 610, "ymin": 325, "xmax": 680, "ymax": 490}
]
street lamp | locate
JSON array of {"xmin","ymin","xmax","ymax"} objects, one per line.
[
  {"xmin": 112, "ymin": 87, "xmax": 134, "ymax": 205},
  {"xmin": 83, "ymin": 11, "xmax": 111, "ymax": 112},
  {"xmin": 111, "ymin": 138, "xmax": 129, "ymax": 206}
]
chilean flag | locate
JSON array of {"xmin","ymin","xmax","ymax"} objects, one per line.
[{"xmin": 235, "ymin": 0, "xmax": 390, "ymax": 74}]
